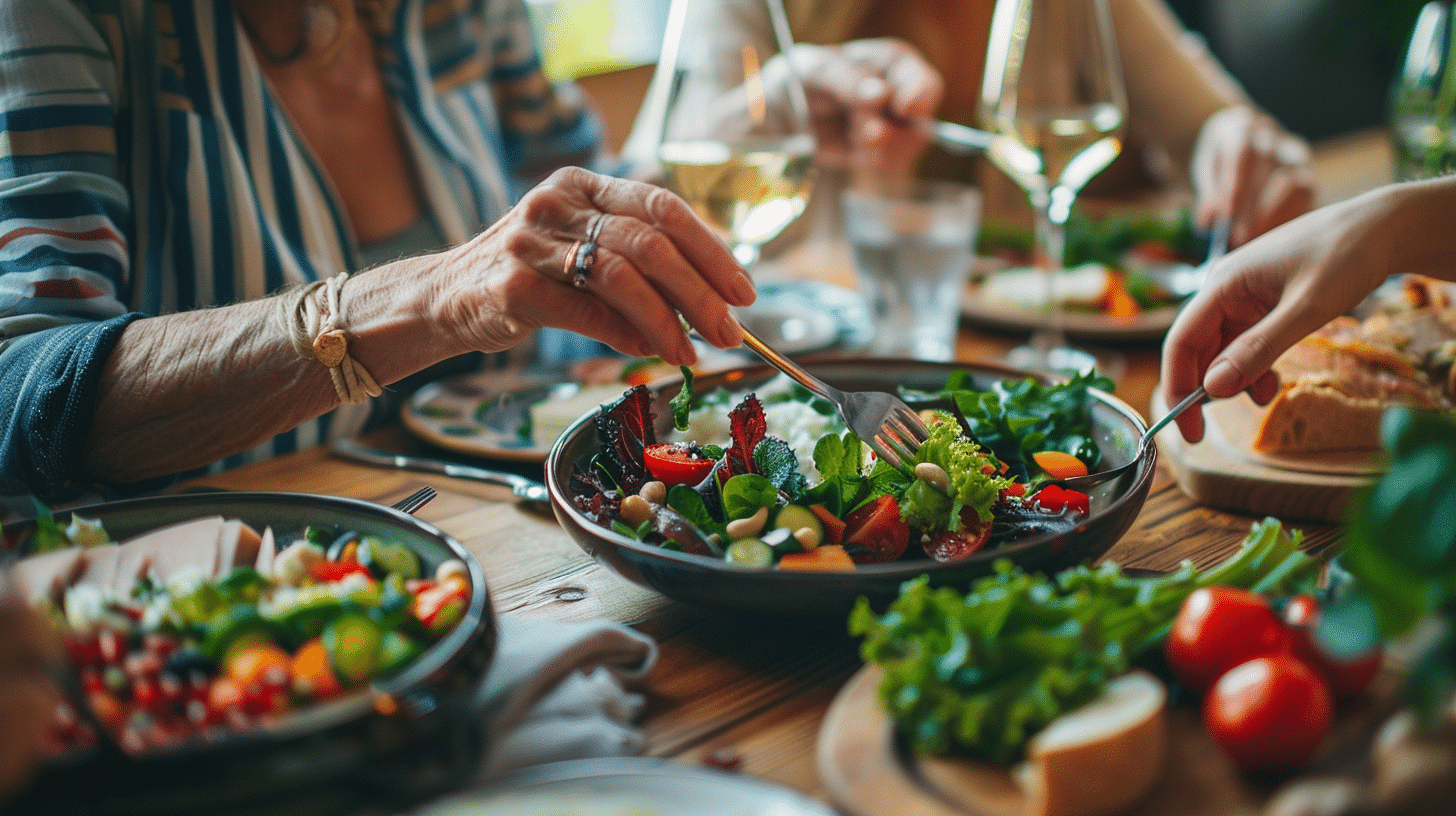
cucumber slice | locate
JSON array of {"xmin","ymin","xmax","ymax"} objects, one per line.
[
  {"xmin": 377, "ymin": 630, "xmax": 423, "ymax": 675},
  {"xmin": 772, "ymin": 504, "xmax": 824, "ymax": 545},
  {"xmin": 358, "ymin": 537, "xmax": 422, "ymax": 580},
  {"xmin": 323, "ymin": 612, "xmax": 384, "ymax": 684},
  {"xmin": 725, "ymin": 538, "xmax": 773, "ymax": 568}
]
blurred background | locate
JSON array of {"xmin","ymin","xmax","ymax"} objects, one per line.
[{"xmin": 524, "ymin": 0, "xmax": 1430, "ymax": 147}]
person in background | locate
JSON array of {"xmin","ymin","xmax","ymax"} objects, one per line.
[
  {"xmin": 0, "ymin": 0, "xmax": 941, "ymax": 504},
  {"xmin": 1161, "ymin": 174, "xmax": 1456, "ymax": 441},
  {"xmin": 781, "ymin": 0, "xmax": 1314, "ymax": 245}
]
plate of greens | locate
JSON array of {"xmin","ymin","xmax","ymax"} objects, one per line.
[{"xmin": 964, "ymin": 211, "xmax": 1207, "ymax": 342}]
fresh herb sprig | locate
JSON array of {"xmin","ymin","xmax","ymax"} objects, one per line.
[{"xmin": 849, "ymin": 518, "xmax": 1319, "ymax": 763}]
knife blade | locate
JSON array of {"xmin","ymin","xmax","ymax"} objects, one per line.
[{"xmin": 329, "ymin": 438, "xmax": 550, "ymax": 506}]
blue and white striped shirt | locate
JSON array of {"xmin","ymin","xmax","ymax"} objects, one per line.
[{"xmin": 0, "ymin": 0, "xmax": 608, "ymax": 500}]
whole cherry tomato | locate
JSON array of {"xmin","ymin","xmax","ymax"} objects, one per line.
[
  {"xmin": 841, "ymin": 495, "xmax": 910, "ymax": 564},
  {"xmin": 643, "ymin": 443, "xmax": 716, "ymax": 487},
  {"xmin": 1204, "ymin": 654, "xmax": 1332, "ymax": 771},
  {"xmin": 1167, "ymin": 587, "xmax": 1291, "ymax": 695},
  {"xmin": 1282, "ymin": 594, "xmax": 1383, "ymax": 699}
]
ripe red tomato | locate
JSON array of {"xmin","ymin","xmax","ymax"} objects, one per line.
[
  {"xmin": 923, "ymin": 516, "xmax": 992, "ymax": 562},
  {"xmin": 643, "ymin": 443, "xmax": 716, "ymax": 487},
  {"xmin": 842, "ymin": 494, "xmax": 910, "ymax": 564},
  {"xmin": 1204, "ymin": 654, "xmax": 1332, "ymax": 771},
  {"xmin": 1282, "ymin": 594, "xmax": 1383, "ymax": 699},
  {"xmin": 1167, "ymin": 587, "xmax": 1291, "ymax": 695}
]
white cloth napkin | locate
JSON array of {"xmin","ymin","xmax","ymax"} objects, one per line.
[{"xmin": 471, "ymin": 615, "xmax": 658, "ymax": 779}]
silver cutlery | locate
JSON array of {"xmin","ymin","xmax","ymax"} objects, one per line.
[
  {"xmin": 901, "ymin": 116, "xmax": 999, "ymax": 154},
  {"xmin": 390, "ymin": 485, "xmax": 437, "ymax": 515},
  {"xmin": 739, "ymin": 326, "xmax": 930, "ymax": 473},
  {"xmin": 330, "ymin": 438, "xmax": 550, "ymax": 505},
  {"xmin": 1054, "ymin": 386, "xmax": 1208, "ymax": 492}
]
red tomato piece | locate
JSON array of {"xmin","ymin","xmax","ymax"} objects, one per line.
[
  {"xmin": 999, "ymin": 481, "xmax": 1027, "ymax": 499},
  {"xmin": 1032, "ymin": 485, "xmax": 1066, "ymax": 514},
  {"xmin": 1204, "ymin": 654, "xmax": 1332, "ymax": 771},
  {"xmin": 841, "ymin": 495, "xmax": 910, "ymax": 564},
  {"xmin": 1167, "ymin": 587, "xmax": 1291, "ymax": 695},
  {"xmin": 923, "ymin": 517, "xmax": 992, "ymax": 562},
  {"xmin": 1063, "ymin": 489, "xmax": 1090, "ymax": 516},
  {"xmin": 309, "ymin": 560, "xmax": 373, "ymax": 583},
  {"xmin": 1282, "ymin": 594, "xmax": 1383, "ymax": 699},
  {"xmin": 643, "ymin": 443, "xmax": 717, "ymax": 487}
]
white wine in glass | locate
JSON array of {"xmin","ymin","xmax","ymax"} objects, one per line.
[
  {"xmin": 657, "ymin": 135, "xmax": 815, "ymax": 266},
  {"xmin": 639, "ymin": 0, "xmax": 835, "ymax": 348},
  {"xmin": 980, "ymin": 0, "xmax": 1127, "ymax": 374}
]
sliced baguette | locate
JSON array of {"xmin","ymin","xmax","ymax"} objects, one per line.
[
  {"xmin": 1015, "ymin": 670, "xmax": 1169, "ymax": 816},
  {"xmin": 1253, "ymin": 377, "xmax": 1388, "ymax": 454}
]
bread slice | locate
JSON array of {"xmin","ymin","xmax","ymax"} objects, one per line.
[{"xmin": 1253, "ymin": 376, "xmax": 1388, "ymax": 454}]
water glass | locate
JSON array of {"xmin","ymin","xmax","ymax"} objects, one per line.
[{"xmin": 842, "ymin": 180, "xmax": 981, "ymax": 362}]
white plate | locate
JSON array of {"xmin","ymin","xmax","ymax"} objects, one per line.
[
  {"xmin": 961, "ymin": 274, "xmax": 1183, "ymax": 343},
  {"xmin": 415, "ymin": 758, "xmax": 838, "ymax": 816},
  {"xmin": 401, "ymin": 369, "xmax": 594, "ymax": 462}
]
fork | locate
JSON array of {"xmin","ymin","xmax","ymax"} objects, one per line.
[
  {"xmin": 1053, "ymin": 386, "xmax": 1208, "ymax": 492},
  {"xmin": 390, "ymin": 485, "xmax": 437, "ymax": 515},
  {"xmin": 740, "ymin": 326, "xmax": 930, "ymax": 472}
]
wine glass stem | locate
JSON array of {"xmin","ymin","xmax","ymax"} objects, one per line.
[{"xmin": 1032, "ymin": 198, "xmax": 1068, "ymax": 355}]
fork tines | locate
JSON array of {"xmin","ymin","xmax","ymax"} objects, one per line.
[
  {"xmin": 391, "ymin": 485, "xmax": 437, "ymax": 515},
  {"xmin": 871, "ymin": 405, "xmax": 931, "ymax": 473}
]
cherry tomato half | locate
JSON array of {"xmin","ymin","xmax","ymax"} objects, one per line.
[
  {"xmin": 643, "ymin": 443, "xmax": 716, "ymax": 487},
  {"xmin": 1204, "ymin": 654, "xmax": 1332, "ymax": 771},
  {"xmin": 842, "ymin": 495, "xmax": 910, "ymax": 564},
  {"xmin": 1282, "ymin": 594, "xmax": 1383, "ymax": 699},
  {"xmin": 923, "ymin": 516, "xmax": 992, "ymax": 563},
  {"xmin": 1167, "ymin": 587, "xmax": 1291, "ymax": 695}
]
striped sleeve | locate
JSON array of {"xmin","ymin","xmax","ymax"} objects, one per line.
[
  {"xmin": 1, "ymin": 0, "xmax": 133, "ymax": 336},
  {"xmin": 1, "ymin": 0, "xmax": 139, "ymax": 499}
]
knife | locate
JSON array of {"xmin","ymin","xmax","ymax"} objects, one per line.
[{"xmin": 329, "ymin": 438, "xmax": 550, "ymax": 506}]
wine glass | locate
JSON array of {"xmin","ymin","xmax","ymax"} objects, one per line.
[
  {"xmin": 979, "ymin": 0, "xmax": 1127, "ymax": 374},
  {"xmin": 641, "ymin": 0, "xmax": 828, "ymax": 349},
  {"xmin": 1390, "ymin": 1, "xmax": 1456, "ymax": 181}
]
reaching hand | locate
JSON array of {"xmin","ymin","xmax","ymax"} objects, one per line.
[
  {"xmin": 1191, "ymin": 105, "xmax": 1315, "ymax": 247},
  {"xmin": 791, "ymin": 38, "xmax": 943, "ymax": 177}
]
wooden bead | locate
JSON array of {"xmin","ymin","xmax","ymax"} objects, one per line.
[{"xmin": 312, "ymin": 330, "xmax": 348, "ymax": 367}]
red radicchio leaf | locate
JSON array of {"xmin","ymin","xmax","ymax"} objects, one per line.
[
  {"xmin": 724, "ymin": 394, "xmax": 767, "ymax": 478},
  {"xmin": 594, "ymin": 385, "xmax": 656, "ymax": 495}
]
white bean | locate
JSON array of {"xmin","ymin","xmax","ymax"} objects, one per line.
[
  {"xmin": 792, "ymin": 527, "xmax": 821, "ymax": 551},
  {"xmin": 639, "ymin": 480, "xmax": 668, "ymax": 504},
  {"xmin": 725, "ymin": 507, "xmax": 769, "ymax": 540},
  {"xmin": 914, "ymin": 461, "xmax": 951, "ymax": 493},
  {"xmin": 619, "ymin": 494, "xmax": 653, "ymax": 527}
]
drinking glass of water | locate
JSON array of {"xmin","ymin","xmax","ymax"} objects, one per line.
[{"xmin": 842, "ymin": 179, "xmax": 981, "ymax": 362}]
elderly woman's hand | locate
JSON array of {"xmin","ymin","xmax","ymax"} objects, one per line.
[
  {"xmin": 1190, "ymin": 105, "xmax": 1316, "ymax": 247},
  {"xmin": 434, "ymin": 167, "xmax": 756, "ymax": 367},
  {"xmin": 791, "ymin": 38, "xmax": 943, "ymax": 177}
]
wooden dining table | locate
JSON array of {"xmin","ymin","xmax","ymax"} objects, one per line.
[{"xmin": 174, "ymin": 129, "xmax": 1394, "ymax": 814}]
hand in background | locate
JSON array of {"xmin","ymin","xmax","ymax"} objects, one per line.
[
  {"xmin": 791, "ymin": 38, "xmax": 943, "ymax": 177},
  {"xmin": 1190, "ymin": 105, "xmax": 1316, "ymax": 247},
  {"xmin": 0, "ymin": 593, "xmax": 60, "ymax": 801}
]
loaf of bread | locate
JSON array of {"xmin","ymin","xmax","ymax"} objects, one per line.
[{"xmin": 1252, "ymin": 278, "xmax": 1456, "ymax": 455}]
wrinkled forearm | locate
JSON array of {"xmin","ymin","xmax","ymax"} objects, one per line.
[{"xmin": 81, "ymin": 256, "xmax": 466, "ymax": 483}]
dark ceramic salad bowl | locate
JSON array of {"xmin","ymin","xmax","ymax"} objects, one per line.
[
  {"xmin": 546, "ymin": 358, "xmax": 1156, "ymax": 621},
  {"xmin": 3, "ymin": 491, "xmax": 495, "ymax": 816}
]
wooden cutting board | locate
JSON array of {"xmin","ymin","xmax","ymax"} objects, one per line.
[
  {"xmin": 1153, "ymin": 389, "xmax": 1382, "ymax": 524},
  {"xmin": 817, "ymin": 665, "xmax": 1400, "ymax": 816}
]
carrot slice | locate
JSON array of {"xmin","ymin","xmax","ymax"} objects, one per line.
[
  {"xmin": 1100, "ymin": 272, "xmax": 1142, "ymax": 321},
  {"xmin": 1032, "ymin": 451, "xmax": 1089, "ymax": 479},
  {"xmin": 778, "ymin": 545, "xmax": 855, "ymax": 572},
  {"xmin": 809, "ymin": 504, "xmax": 846, "ymax": 547}
]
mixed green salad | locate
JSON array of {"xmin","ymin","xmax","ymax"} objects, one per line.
[{"xmin": 567, "ymin": 369, "xmax": 1120, "ymax": 570}]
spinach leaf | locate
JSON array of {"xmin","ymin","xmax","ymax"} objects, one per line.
[
  {"xmin": 668, "ymin": 365, "xmax": 695, "ymax": 431},
  {"xmin": 721, "ymin": 474, "xmax": 778, "ymax": 520},
  {"xmin": 948, "ymin": 371, "xmax": 1112, "ymax": 483}
]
